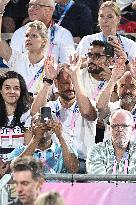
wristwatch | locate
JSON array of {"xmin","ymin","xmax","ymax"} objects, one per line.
[{"xmin": 43, "ymin": 77, "xmax": 53, "ymax": 85}]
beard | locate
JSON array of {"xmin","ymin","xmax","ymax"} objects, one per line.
[
  {"xmin": 88, "ymin": 62, "xmax": 104, "ymax": 74},
  {"xmin": 60, "ymin": 90, "xmax": 75, "ymax": 101}
]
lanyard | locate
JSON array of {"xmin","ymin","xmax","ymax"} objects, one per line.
[
  {"xmin": 48, "ymin": 21, "xmax": 56, "ymax": 57},
  {"xmin": 57, "ymin": 0, "xmax": 74, "ymax": 26},
  {"xmin": 27, "ymin": 65, "xmax": 44, "ymax": 91},
  {"xmin": 92, "ymin": 80, "xmax": 106, "ymax": 100},
  {"xmin": 55, "ymin": 101, "xmax": 79, "ymax": 130},
  {"xmin": 112, "ymin": 151, "xmax": 129, "ymax": 174}
]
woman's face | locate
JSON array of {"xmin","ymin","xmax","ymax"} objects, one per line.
[
  {"xmin": 1, "ymin": 78, "xmax": 21, "ymax": 106},
  {"xmin": 25, "ymin": 27, "xmax": 45, "ymax": 51},
  {"xmin": 98, "ymin": 6, "xmax": 120, "ymax": 36}
]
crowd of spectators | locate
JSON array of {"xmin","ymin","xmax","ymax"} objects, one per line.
[{"xmin": 0, "ymin": 0, "xmax": 136, "ymax": 204}]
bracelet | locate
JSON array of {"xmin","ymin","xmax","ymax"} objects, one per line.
[
  {"xmin": 125, "ymin": 60, "xmax": 129, "ymax": 65},
  {"xmin": 43, "ymin": 77, "xmax": 53, "ymax": 85}
]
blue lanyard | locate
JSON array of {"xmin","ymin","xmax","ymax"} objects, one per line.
[{"xmin": 57, "ymin": 0, "xmax": 74, "ymax": 26}]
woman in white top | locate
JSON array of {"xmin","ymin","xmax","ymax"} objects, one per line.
[
  {"xmin": 0, "ymin": 1, "xmax": 49, "ymax": 94},
  {"xmin": 0, "ymin": 71, "xmax": 32, "ymax": 160},
  {"xmin": 77, "ymin": 1, "xmax": 136, "ymax": 62}
]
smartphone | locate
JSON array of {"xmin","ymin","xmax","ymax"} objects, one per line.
[
  {"xmin": 40, "ymin": 107, "xmax": 52, "ymax": 122},
  {"xmin": 107, "ymin": 35, "xmax": 118, "ymax": 43}
]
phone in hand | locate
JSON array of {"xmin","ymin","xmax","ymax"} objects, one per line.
[{"xmin": 40, "ymin": 107, "xmax": 52, "ymax": 122}]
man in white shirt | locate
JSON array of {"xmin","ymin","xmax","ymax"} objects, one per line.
[
  {"xmin": 31, "ymin": 58, "xmax": 97, "ymax": 173},
  {"xmin": 10, "ymin": 0, "xmax": 75, "ymax": 64}
]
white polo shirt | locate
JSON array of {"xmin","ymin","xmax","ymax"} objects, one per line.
[
  {"xmin": 80, "ymin": 67, "xmax": 107, "ymax": 100},
  {"xmin": 7, "ymin": 50, "xmax": 45, "ymax": 94},
  {"xmin": 46, "ymin": 98, "xmax": 97, "ymax": 160},
  {"xmin": 10, "ymin": 23, "xmax": 75, "ymax": 64}
]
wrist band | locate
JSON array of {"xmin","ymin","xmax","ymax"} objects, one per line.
[
  {"xmin": 43, "ymin": 77, "xmax": 53, "ymax": 85},
  {"xmin": 125, "ymin": 60, "xmax": 129, "ymax": 65}
]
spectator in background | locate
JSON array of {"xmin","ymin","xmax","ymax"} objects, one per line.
[
  {"xmin": 0, "ymin": 71, "xmax": 32, "ymax": 161},
  {"xmin": 7, "ymin": 156, "xmax": 44, "ymax": 205},
  {"xmin": 86, "ymin": 109, "xmax": 136, "ymax": 175},
  {"xmin": 77, "ymin": 0, "xmax": 101, "ymax": 33},
  {"xmin": 76, "ymin": 1, "xmax": 136, "ymax": 64},
  {"xmin": 116, "ymin": 0, "xmax": 136, "ymax": 21},
  {"xmin": 8, "ymin": 118, "xmax": 79, "ymax": 173},
  {"xmin": 31, "ymin": 57, "xmax": 97, "ymax": 173},
  {"xmin": 10, "ymin": 0, "xmax": 75, "ymax": 64},
  {"xmin": 2, "ymin": 0, "xmax": 29, "ymax": 33},
  {"xmin": 35, "ymin": 191, "xmax": 66, "ymax": 205},
  {"xmin": 53, "ymin": 0, "xmax": 93, "ymax": 44}
]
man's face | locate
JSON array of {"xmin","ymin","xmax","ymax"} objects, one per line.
[
  {"xmin": 13, "ymin": 171, "xmax": 41, "ymax": 205},
  {"xmin": 1, "ymin": 78, "xmax": 21, "ymax": 105},
  {"xmin": 57, "ymin": 69, "xmax": 75, "ymax": 101},
  {"xmin": 87, "ymin": 45, "xmax": 111, "ymax": 80},
  {"xmin": 117, "ymin": 74, "xmax": 136, "ymax": 105},
  {"xmin": 110, "ymin": 112, "xmax": 133, "ymax": 149},
  {"xmin": 28, "ymin": 0, "xmax": 54, "ymax": 25}
]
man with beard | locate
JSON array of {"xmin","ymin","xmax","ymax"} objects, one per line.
[
  {"xmin": 8, "ymin": 117, "xmax": 79, "ymax": 174},
  {"xmin": 80, "ymin": 40, "xmax": 115, "ymax": 101},
  {"xmin": 97, "ymin": 59, "xmax": 136, "ymax": 141},
  {"xmin": 86, "ymin": 109, "xmax": 136, "ymax": 175},
  {"xmin": 80, "ymin": 40, "xmax": 116, "ymax": 143},
  {"xmin": 31, "ymin": 59, "xmax": 97, "ymax": 173}
]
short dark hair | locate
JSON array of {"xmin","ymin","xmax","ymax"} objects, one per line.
[
  {"xmin": 91, "ymin": 40, "xmax": 105, "ymax": 47},
  {"xmin": 11, "ymin": 156, "xmax": 45, "ymax": 180},
  {"xmin": 90, "ymin": 40, "xmax": 114, "ymax": 58}
]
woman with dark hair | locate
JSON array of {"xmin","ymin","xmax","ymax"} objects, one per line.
[{"xmin": 0, "ymin": 70, "xmax": 32, "ymax": 161}]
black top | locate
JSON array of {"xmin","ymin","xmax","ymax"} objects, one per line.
[
  {"xmin": 6, "ymin": 198, "xmax": 23, "ymax": 205},
  {"xmin": 53, "ymin": 1, "xmax": 93, "ymax": 38}
]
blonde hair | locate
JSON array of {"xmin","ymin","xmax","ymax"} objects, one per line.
[
  {"xmin": 35, "ymin": 191, "xmax": 66, "ymax": 205},
  {"xmin": 26, "ymin": 20, "xmax": 48, "ymax": 43},
  {"xmin": 99, "ymin": 1, "xmax": 121, "ymax": 17}
]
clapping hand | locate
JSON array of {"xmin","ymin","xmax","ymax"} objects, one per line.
[
  {"xmin": 110, "ymin": 57, "xmax": 126, "ymax": 82},
  {"xmin": 64, "ymin": 54, "xmax": 82, "ymax": 78},
  {"xmin": 44, "ymin": 56, "xmax": 60, "ymax": 80}
]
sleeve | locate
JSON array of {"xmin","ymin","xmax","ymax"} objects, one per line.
[
  {"xmin": 6, "ymin": 50, "xmax": 20, "ymax": 71},
  {"xmin": 7, "ymin": 146, "xmax": 26, "ymax": 161},
  {"xmin": 58, "ymin": 28, "xmax": 75, "ymax": 64},
  {"xmin": 10, "ymin": 27, "xmax": 26, "ymax": 53},
  {"xmin": 86, "ymin": 143, "xmax": 107, "ymax": 174}
]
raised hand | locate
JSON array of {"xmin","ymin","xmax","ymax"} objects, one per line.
[
  {"xmin": 64, "ymin": 54, "xmax": 82, "ymax": 78},
  {"xmin": 110, "ymin": 57, "xmax": 126, "ymax": 82},
  {"xmin": 129, "ymin": 58, "xmax": 136, "ymax": 80},
  {"xmin": 44, "ymin": 56, "xmax": 60, "ymax": 80}
]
